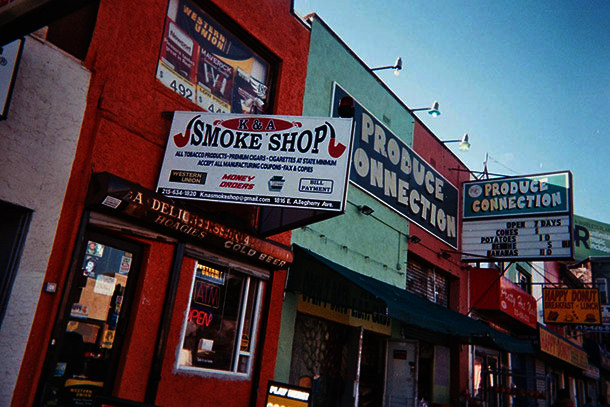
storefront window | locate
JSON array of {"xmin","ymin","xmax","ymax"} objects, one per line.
[
  {"xmin": 178, "ymin": 261, "xmax": 261, "ymax": 374},
  {"xmin": 156, "ymin": 0, "xmax": 273, "ymax": 114},
  {"xmin": 0, "ymin": 200, "xmax": 31, "ymax": 328}
]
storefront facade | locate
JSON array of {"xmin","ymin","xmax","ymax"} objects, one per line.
[
  {"xmin": 6, "ymin": 0, "xmax": 310, "ymax": 405},
  {"xmin": 274, "ymin": 15, "xmax": 414, "ymax": 406},
  {"xmin": 274, "ymin": 15, "xmax": 531, "ymax": 407},
  {"xmin": 538, "ymin": 324, "xmax": 589, "ymax": 406},
  {"xmin": 469, "ymin": 267, "xmax": 540, "ymax": 407}
]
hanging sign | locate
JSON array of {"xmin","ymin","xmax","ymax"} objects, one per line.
[
  {"xmin": 542, "ymin": 288, "xmax": 602, "ymax": 325},
  {"xmin": 157, "ymin": 112, "xmax": 353, "ymax": 211},
  {"xmin": 461, "ymin": 171, "xmax": 573, "ymax": 261}
]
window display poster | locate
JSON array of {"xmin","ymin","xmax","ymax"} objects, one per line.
[{"xmin": 156, "ymin": 0, "xmax": 270, "ymax": 114}]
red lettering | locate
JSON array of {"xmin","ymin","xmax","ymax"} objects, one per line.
[
  {"xmin": 188, "ymin": 308, "xmax": 213, "ymax": 326},
  {"xmin": 193, "ymin": 280, "xmax": 220, "ymax": 308}
]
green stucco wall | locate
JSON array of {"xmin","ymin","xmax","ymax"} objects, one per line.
[
  {"xmin": 295, "ymin": 17, "xmax": 413, "ymax": 288},
  {"xmin": 275, "ymin": 16, "xmax": 416, "ymax": 382}
]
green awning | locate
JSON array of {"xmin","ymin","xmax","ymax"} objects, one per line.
[{"xmin": 289, "ymin": 245, "xmax": 534, "ymax": 354}]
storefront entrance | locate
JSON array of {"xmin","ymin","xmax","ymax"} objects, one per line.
[
  {"xmin": 288, "ymin": 313, "xmax": 386, "ymax": 407},
  {"xmin": 36, "ymin": 230, "xmax": 142, "ymax": 406},
  {"xmin": 385, "ymin": 340, "xmax": 417, "ymax": 407}
]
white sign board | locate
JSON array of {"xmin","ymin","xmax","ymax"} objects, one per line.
[
  {"xmin": 0, "ymin": 38, "xmax": 24, "ymax": 119},
  {"xmin": 157, "ymin": 112, "xmax": 353, "ymax": 211},
  {"xmin": 462, "ymin": 215, "xmax": 572, "ymax": 261}
]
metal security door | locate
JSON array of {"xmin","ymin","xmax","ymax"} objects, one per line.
[{"xmin": 384, "ymin": 340, "xmax": 417, "ymax": 407}]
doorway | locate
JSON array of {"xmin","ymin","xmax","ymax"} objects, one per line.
[
  {"xmin": 385, "ymin": 340, "xmax": 418, "ymax": 407},
  {"xmin": 36, "ymin": 231, "xmax": 143, "ymax": 406}
]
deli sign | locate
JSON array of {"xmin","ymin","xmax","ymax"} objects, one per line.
[{"xmin": 157, "ymin": 112, "xmax": 353, "ymax": 212}]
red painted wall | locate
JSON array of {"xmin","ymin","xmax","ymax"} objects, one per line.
[
  {"xmin": 411, "ymin": 120, "xmax": 470, "ymax": 307},
  {"xmin": 13, "ymin": 0, "xmax": 309, "ymax": 405},
  {"xmin": 411, "ymin": 119, "xmax": 471, "ymax": 399}
]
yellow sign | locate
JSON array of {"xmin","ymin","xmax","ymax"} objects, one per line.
[
  {"xmin": 543, "ymin": 288, "xmax": 601, "ymax": 325},
  {"xmin": 539, "ymin": 325, "xmax": 588, "ymax": 369},
  {"xmin": 297, "ymin": 295, "xmax": 391, "ymax": 335}
]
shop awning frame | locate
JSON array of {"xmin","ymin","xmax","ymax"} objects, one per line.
[{"xmin": 289, "ymin": 245, "xmax": 535, "ymax": 354}]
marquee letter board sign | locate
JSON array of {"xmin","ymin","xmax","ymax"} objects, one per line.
[{"xmin": 461, "ymin": 171, "xmax": 573, "ymax": 262}]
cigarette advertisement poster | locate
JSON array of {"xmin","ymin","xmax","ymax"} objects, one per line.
[
  {"xmin": 331, "ymin": 83, "xmax": 459, "ymax": 248},
  {"xmin": 156, "ymin": 0, "xmax": 270, "ymax": 114},
  {"xmin": 543, "ymin": 288, "xmax": 601, "ymax": 325},
  {"xmin": 156, "ymin": 112, "xmax": 353, "ymax": 211}
]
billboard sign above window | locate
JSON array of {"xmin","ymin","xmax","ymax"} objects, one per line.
[
  {"xmin": 156, "ymin": 0, "xmax": 271, "ymax": 114},
  {"xmin": 332, "ymin": 83, "xmax": 459, "ymax": 248},
  {"xmin": 461, "ymin": 171, "xmax": 574, "ymax": 262},
  {"xmin": 157, "ymin": 112, "xmax": 354, "ymax": 211}
]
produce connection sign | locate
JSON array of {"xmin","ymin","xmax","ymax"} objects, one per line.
[
  {"xmin": 461, "ymin": 172, "xmax": 573, "ymax": 261},
  {"xmin": 157, "ymin": 112, "xmax": 353, "ymax": 211},
  {"xmin": 332, "ymin": 84, "xmax": 459, "ymax": 248}
]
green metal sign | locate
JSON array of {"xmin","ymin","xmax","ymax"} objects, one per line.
[
  {"xmin": 463, "ymin": 172, "xmax": 571, "ymax": 219},
  {"xmin": 574, "ymin": 215, "xmax": 610, "ymax": 261}
]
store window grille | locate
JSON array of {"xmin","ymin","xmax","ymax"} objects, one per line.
[{"xmin": 406, "ymin": 262, "xmax": 449, "ymax": 307}]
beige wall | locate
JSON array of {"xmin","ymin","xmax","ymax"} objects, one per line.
[{"xmin": 0, "ymin": 35, "xmax": 90, "ymax": 405}]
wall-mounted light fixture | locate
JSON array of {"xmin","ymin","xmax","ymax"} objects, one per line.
[
  {"xmin": 338, "ymin": 96, "xmax": 355, "ymax": 118},
  {"xmin": 440, "ymin": 251, "xmax": 452, "ymax": 259},
  {"xmin": 371, "ymin": 57, "xmax": 402, "ymax": 76},
  {"xmin": 407, "ymin": 235, "xmax": 421, "ymax": 244},
  {"xmin": 412, "ymin": 101, "xmax": 441, "ymax": 117},
  {"xmin": 442, "ymin": 133, "xmax": 471, "ymax": 151},
  {"xmin": 357, "ymin": 205, "xmax": 375, "ymax": 215}
]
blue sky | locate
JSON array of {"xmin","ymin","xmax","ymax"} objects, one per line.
[{"xmin": 293, "ymin": 0, "xmax": 610, "ymax": 225}]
